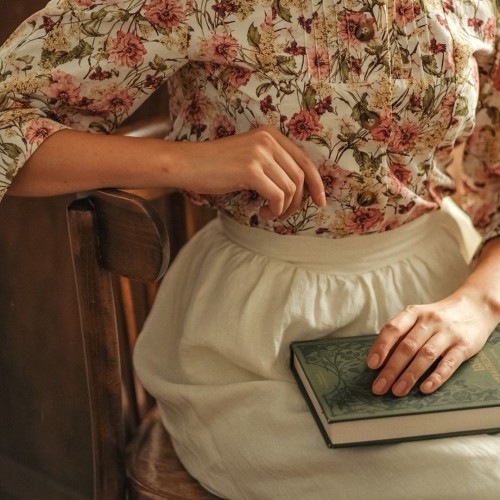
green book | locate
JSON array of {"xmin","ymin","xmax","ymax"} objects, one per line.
[{"xmin": 290, "ymin": 325, "xmax": 500, "ymax": 448}]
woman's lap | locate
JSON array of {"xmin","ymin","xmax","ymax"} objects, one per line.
[{"xmin": 134, "ymin": 207, "xmax": 499, "ymax": 499}]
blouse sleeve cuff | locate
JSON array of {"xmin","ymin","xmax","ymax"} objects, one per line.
[{"xmin": 0, "ymin": 111, "xmax": 68, "ymax": 201}]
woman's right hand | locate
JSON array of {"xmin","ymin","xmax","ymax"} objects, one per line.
[
  {"xmin": 174, "ymin": 125, "xmax": 326, "ymax": 219},
  {"xmin": 11, "ymin": 126, "xmax": 325, "ymax": 220}
]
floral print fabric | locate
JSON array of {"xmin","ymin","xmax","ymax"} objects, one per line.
[{"xmin": 0, "ymin": 0, "xmax": 498, "ymax": 242}]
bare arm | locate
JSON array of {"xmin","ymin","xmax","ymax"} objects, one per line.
[{"xmin": 9, "ymin": 126, "xmax": 326, "ymax": 219}]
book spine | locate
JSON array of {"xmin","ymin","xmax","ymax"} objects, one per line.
[{"xmin": 290, "ymin": 348, "xmax": 333, "ymax": 448}]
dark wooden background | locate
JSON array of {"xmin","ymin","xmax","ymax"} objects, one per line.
[{"xmin": 0, "ymin": 3, "xmax": 170, "ymax": 499}]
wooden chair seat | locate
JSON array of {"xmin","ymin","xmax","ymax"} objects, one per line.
[{"xmin": 127, "ymin": 409, "xmax": 218, "ymax": 499}]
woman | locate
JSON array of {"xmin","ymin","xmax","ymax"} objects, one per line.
[{"xmin": 1, "ymin": 0, "xmax": 499, "ymax": 498}]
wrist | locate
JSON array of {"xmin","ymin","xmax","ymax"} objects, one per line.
[
  {"xmin": 453, "ymin": 237, "xmax": 500, "ymax": 322},
  {"xmin": 157, "ymin": 140, "xmax": 196, "ymax": 192},
  {"xmin": 454, "ymin": 282, "xmax": 500, "ymax": 325}
]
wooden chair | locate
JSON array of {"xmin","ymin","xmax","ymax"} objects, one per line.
[{"xmin": 67, "ymin": 188, "xmax": 220, "ymax": 499}]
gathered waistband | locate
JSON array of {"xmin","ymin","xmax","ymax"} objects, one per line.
[{"xmin": 218, "ymin": 199, "xmax": 480, "ymax": 274}]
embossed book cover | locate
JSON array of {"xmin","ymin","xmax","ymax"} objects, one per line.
[{"xmin": 290, "ymin": 326, "xmax": 500, "ymax": 447}]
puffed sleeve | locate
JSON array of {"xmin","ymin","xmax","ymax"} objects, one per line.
[
  {"xmin": 0, "ymin": 0, "xmax": 190, "ymax": 201},
  {"xmin": 461, "ymin": 10, "xmax": 500, "ymax": 244}
]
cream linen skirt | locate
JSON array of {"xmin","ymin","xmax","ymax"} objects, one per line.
[{"xmin": 134, "ymin": 199, "xmax": 500, "ymax": 500}]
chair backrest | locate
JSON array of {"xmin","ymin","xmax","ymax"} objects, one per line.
[{"xmin": 67, "ymin": 188, "xmax": 173, "ymax": 500}]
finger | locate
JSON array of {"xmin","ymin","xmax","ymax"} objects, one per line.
[
  {"xmin": 251, "ymin": 172, "xmax": 285, "ymax": 218},
  {"xmin": 268, "ymin": 129, "xmax": 326, "ymax": 208},
  {"xmin": 390, "ymin": 335, "xmax": 447, "ymax": 397},
  {"xmin": 263, "ymin": 159, "xmax": 302, "ymax": 217},
  {"xmin": 371, "ymin": 322, "xmax": 433, "ymax": 395},
  {"xmin": 419, "ymin": 345, "xmax": 468, "ymax": 394},
  {"xmin": 367, "ymin": 306, "xmax": 419, "ymax": 370}
]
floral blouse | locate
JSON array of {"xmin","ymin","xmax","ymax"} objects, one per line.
[{"xmin": 0, "ymin": 0, "xmax": 498, "ymax": 241}]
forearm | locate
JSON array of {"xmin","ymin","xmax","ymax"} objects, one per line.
[
  {"xmin": 8, "ymin": 130, "xmax": 184, "ymax": 197},
  {"xmin": 455, "ymin": 237, "xmax": 500, "ymax": 323},
  {"xmin": 6, "ymin": 126, "xmax": 327, "ymax": 219}
]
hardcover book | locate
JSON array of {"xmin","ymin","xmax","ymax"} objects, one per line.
[{"xmin": 290, "ymin": 325, "xmax": 500, "ymax": 448}]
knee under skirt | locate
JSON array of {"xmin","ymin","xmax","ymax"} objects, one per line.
[{"xmin": 133, "ymin": 199, "xmax": 500, "ymax": 500}]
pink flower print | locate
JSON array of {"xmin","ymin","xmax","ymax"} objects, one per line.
[
  {"xmin": 338, "ymin": 12, "xmax": 369, "ymax": 48},
  {"xmin": 201, "ymin": 34, "xmax": 239, "ymax": 64},
  {"xmin": 348, "ymin": 56, "xmax": 362, "ymax": 76},
  {"xmin": 389, "ymin": 121, "xmax": 420, "ymax": 154},
  {"xmin": 287, "ymin": 110, "xmax": 323, "ymax": 141},
  {"xmin": 440, "ymin": 91, "xmax": 456, "ymax": 122},
  {"xmin": 307, "ymin": 48, "xmax": 330, "ymax": 79},
  {"xmin": 370, "ymin": 110, "xmax": 392, "ymax": 143},
  {"xmin": 318, "ymin": 161, "xmax": 350, "ymax": 198},
  {"xmin": 409, "ymin": 93, "xmax": 422, "ymax": 109},
  {"xmin": 407, "ymin": 201, "xmax": 436, "ymax": 221},
  {"xmin": 209, "ymin": 114, "xmax": 236, "ymax": 139},
  {"xmin": 185, "ymin": 191, "xmax": 207, "ymax": 205},
  {"xmin": 345, "ymin": 207, "xmax": 384, "ymax": 234},
  {"xmin": 484, "ymin": 17, "xmax": 496, "ymax": 42},
  {"xmin": 467, "ymin": 17, "xmax": 483, "ymax": 30},
  {"xmin": 78, "ymin": 96, "xmax": 93, "ymax": 109},
  {"xmin": 107, "ymin": 31, "xmax": 147, "ymax": 68},
  {"xmin": 145, "ymin": 74, "xmax": 163, "ymax": 89},
  {"xmin": 429, "ymin": 38, "xmax": 446, "ymax": 54},
  {"xmin": 25, "ymin": 118, "xmax": 60, "ymax": 146},
  {"xmin": 389, "ymin": 162, "xmax": 412, "ymax": 185},
  {"xmin": 436, "ymin": 15, "xmax": 450, "ymax": 31},
  {"xmin": 315, "ymin": 96, "xmax": 333, "ymax": 116},
  {"xmin": 42, "ymin": 16, "xmax": 55, "ymax": 32},
  {"xmin": 46, "ymin": 70, "xmax": 81, "ymax": 106},
  {"xmin": 394, "ymin": 0, "xmax": 418, "ymax": 28},
  {"xmin": 92, "ymin": 86, "xmax": 134, "ymax": 115},
  {"xmin": 260, "ymin": 95, "xmax": 276, "ymax": 114},
  {"xmin": 397, "ymin": 200, "xmax": 416, "ymax": 214},
  {"xmin": 298, "ymin": 13, "xmax": 318, "ymax": 34},
  {"xmin": 89, "ymin": 66, "xmax": 112, "ymax": 80},
  {"xmin": 229, "ymin": 66, "xmax": 251, "ymax": 88},
  {"xmin": 182, "ymin": 91, "xmax": 208, "ymax": 124},
  {"xmin": 442, "ymin": 0, "xmax": 454, "ymax": 13},
  {"xmin": 284, "ymin": 41, "xmax": 306, "ymax": 56},
  {"xmin": 70, "ymin": 0, "xmax": 95, "ymax": 6},
  {"xmin": 273, "ymin": 225, "xmax": 293, "ymax": 235},
  {"xmin": 143, "ymin": 0, "xmax": 185, "ymax": 30},
  {"xmin": 260, "ymin": 12, "xmax": 274, "ymax": 30},
  {"xmin": 212, "ymin": 0, "xmax": 236, "ymax": 19}
]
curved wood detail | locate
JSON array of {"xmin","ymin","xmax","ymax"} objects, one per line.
[{"xmin": 67, "ymin": 188, "xmax": 221, "ymax": 500}]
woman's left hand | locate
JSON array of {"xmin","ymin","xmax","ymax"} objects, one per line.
[
  {"xmin": 366, "ymin": 238, "xmax": 500, "ymax": 397},
  {"xmin": 367, "ymin": 296, "xmax": 496, "ymax": 396}
]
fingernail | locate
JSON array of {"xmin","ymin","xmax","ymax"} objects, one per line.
[
  {"xmin": 367, "ymin": 353, "xmax": 380, "ymax": 368},
  {"xmin": 373, "ymin": 377, "xmax": 387, "ymax": 394},
  {"xmin": 393, "ymin": 380, "xmax": 408, "ymax": 396},
  {"xmin": 421, "ymin": 380, "xmax": 434, "ymax": 393}
]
